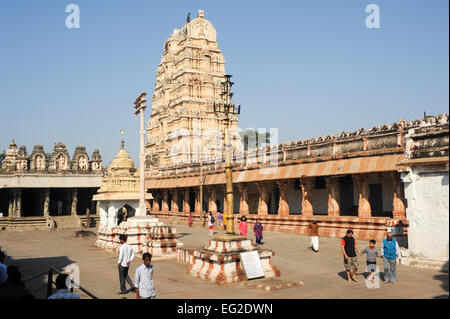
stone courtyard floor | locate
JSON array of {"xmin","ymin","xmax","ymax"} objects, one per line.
[{"xmin": 0, "ymin": 224, "xmax": 448, "ymax": 299}]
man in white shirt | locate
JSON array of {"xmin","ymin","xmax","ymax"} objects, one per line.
[
  {"xmin": 135, "ymin": 253, "xmax": 156, "ymax": 299},
  {"xmin": 118, "ymin": 235, "xmax": 135, "ymax": 294}
]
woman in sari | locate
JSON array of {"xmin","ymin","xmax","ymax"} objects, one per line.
[
  {"xmin": 253, "ymin": 219, "xmax": 263, "ymax": 245},
  {"xmin": 238, "ymin": 216, "xmax": 248, "ymax": 237}
]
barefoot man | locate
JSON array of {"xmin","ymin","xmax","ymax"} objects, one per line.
[{"xmin": 341, "ymin": 229, "xmax": 360, "ymax": 283}]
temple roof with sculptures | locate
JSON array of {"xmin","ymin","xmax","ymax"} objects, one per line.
[{"xmin": 0, "ymin": 140, "xmax": 103, "ymax": 175}]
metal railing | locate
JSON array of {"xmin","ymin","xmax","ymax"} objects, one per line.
[{"xmin": 23, "ymin": 266, "xmax": 99, "ymax": 299}]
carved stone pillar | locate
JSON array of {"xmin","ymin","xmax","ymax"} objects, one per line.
[
  {"xmin": 43, "ymin": 188, "xmax": 50, "ymax": 217},
  {"xmin": 8, "ymin": 190, "xmax": 15, "ymax": 218},
  {"xmin": 207, "ymin": 186, "xmax": 218, "ymax": 214},
  {"xmin": 325, "ymin": 177, "xmax": 340, "ymax": 216},
  {"xmin": 15, "ymin": 189, "xmax": 22, "ymax": 218},
  {"xmin": 96, "ymin": 200, "xmax": 100, "ymax": 215},
  {"xmin": 194, "ymin": 188, "xmax": 201, "ymax": 213},
  {"xmin": 390, "ymin": 172, "xmax": 406, "ymax": 220},
  {"xmin": 255, "ymin": 182, "xmax": 269, "ymax": 215},
  {"xmin": 237, "ymin": 183, "xmax": 249, "ymax": 215},
  {"xmin": 71, "ymin": 188, "xmax": 78, "ymax": 216},
  {"xmin": 299, "ymin": 178, "xmax": 314, "ymax": 216},
  {"xmin": 171, "ymin": 189, "xmax": 179, "ymax": 213},
  {"xmin": 183, "ymin": 188, "xmax": 191, "ymax": 213},
  {"xmin": 162, "ymin": 189, "xmax": 169, "ymax": 212},
  {"xmin": 152, "ymin": 191, "xmax": 161, "ymax": 212},
  {"xmin": 276, "ymin": 180, "xmax": 291, "ymax": 216},
  {"xmin": 353, "ymin": 175, "xmax": 371, "ymax": 218}
]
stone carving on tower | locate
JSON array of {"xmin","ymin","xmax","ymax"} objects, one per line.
[
  {"xmin": 72, "ymin": 146, "xmax": 90, "ymax": 172},
  {"xmin": 16, "ymin": 146, "xmax": 28, "ymax": 172},
  {"xmin": 49, "ymin": 142, "xmax": 70, "ymax": 172},
  {"xmin": 90, "ymin": 149, "xmax": 103, "ymax": 172},
  {"xmin": 146, "ymin": 10, "xmax": 242, "ymax": 169},
  {"xmin": 1, "ymin": 139, "xmax": 19, "ymax": 172},
  {"xmin": 29, "ymin": 145, "xmax": 47, "ymax": 171}
]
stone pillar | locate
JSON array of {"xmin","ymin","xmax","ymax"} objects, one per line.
[
  {"xmin": 299, "ymin": 178, "xmax": 314, "ymax": 216},
  {"xmin": 276, "ymin": 180, "xmax": 291, "ymax": 216},
  {"xmin": 353, "ymin": 175, "xmax": 371, "ymax": 218},
  {"xmin": 256, "ymin": 182, "xmax": 269, "ymax": 215},
  {"xmin": 8, "ymin": 189, "xmax": 15, "ymax": 218},
  {"xmin": 183, "ymin": 188, "xmax": 191, "ymax": 213},
  {"xmin": 325, "ymin": 177, "xmax": 340, "ymax": 216},
  {"xmin": 152, "ymin": 191, "xmax": 161, "ymax": 212},
  {"xmin": 43, "ymin": 188, "xmax": 50, "ymax": 217},
  {"xmin": 15, "ymin": 189, "xmax": 22, "ymax": 218},
  {"xmin": 194, "ymin": 188, "xmax": 201, "ymax": 213},
  {"xmin": 71, "ymin": 188, "xmax": 78, "ymax": 215},
  {"xmin": 171, "ymin": 189, "xmax": 179, "ymax": 213},
  {"xmin": 390, "ymin": 172, "xmax": 406, "ymax": 220},
  {"xmin": 207, "ymin": 186, "xmax": 218, "ymax": 214},
  {"xmin": 162, "ymin": 189, "xmax": 169, "ymax": 212},
  {"xmin": 96, "ymin": 200, "xmax": 100, "ymax": 215},
  {"xmin": 237, "ymin": 183, "xmax": 249, "ymax": 215}
]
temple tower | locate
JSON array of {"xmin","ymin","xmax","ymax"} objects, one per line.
[{"xmin": 146, "ymin": 10, "xmax": 242, "ymax": 169}]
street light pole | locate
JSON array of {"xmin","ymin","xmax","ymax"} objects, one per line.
[
  {"xmin": 214, "ymin": 75, "xmax": 240, "ymax": 235},
  {"xmin": 134, "ymin": 92, "xmax": 147, "ymax": 217}
]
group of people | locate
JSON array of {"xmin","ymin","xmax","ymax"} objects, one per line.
[
  {"xmin": 117, "ymin": 235, "xmax": 156, "ymax": 299},
  {"xmin": 0, "ymin": 249, "xmax": 79, "ymax": 299},
  {"xmin": 307, "ymin": 220, "xmax": 402, "ymax": 285},
  {"xmin": 197, "ymin": 211, "xmax": 264, "ymax": 245}
]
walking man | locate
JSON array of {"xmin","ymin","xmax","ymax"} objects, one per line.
[
  {"xmin": 117, "ymin": 235, "xmax": 135, "ymax": 294},
  {"xmin": 380, "ymin": 232, "xmax": 401, "ymax": 284},
  {"xmin": 135, "ymin": 253, "xmax": 156, "ymax": 299},
  {"xmin": 307, "ymin": 218, "xmax": 319, "ymax": 252},
  {"xmin": 340, "ymin": 229, "xmax": 360, "ymax": 282}
]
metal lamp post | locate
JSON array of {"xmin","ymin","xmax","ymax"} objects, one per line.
[
  {"xmin": 134, "ymin": 92, "xmax": 147, "ymax": 217},
  {"xmin": 214, "ymin": 75, "xmax": 240, "ymax": 235}
]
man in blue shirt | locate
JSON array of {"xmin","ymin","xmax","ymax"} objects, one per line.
[
  {"xmin": 380, "ymin": 232, "xmax": 401, "ymax": 284},
  {"xmin": 0, "ymin": 251, "xmax": 7, "ymax": 285}
]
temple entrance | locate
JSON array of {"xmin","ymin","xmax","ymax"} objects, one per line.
[
  {"xmin": 49, "ymin": 188, "xmax": 71, "ymax": 216},
  {"xmin": 369, "ymin": 183, "xmax": 384, "ymax": 217},
  {"xmin": 76, "ymin": 188, "xmax": 97, "ymax": 215},
  {"xmin": 189, "ymin": 188, "xmax": 195, "ymax": 212},
  {"xmin": 268, "ymin": 186, "xmax": 279, "ymax": 214},
  {"xmin": 117, "ymin": 204, "xmax": 135, "ymax": 224},
  {"xmin": 177, "ymin": 190, "xmax": 183, "ymax": 212},
  {"xmin": 168, "ymin": 192, "xmax": 172, "ymax": 211},
  {"xmin": 21, "ymin": 188, "xmax": 42, "ymax": 216},
  {"xmin": 0, "ymin": 189, "xmax": 10, "ymax": 217},
  {"xmin": 339, "ymin": 176, "xmax": 356, "ymax": 216}
]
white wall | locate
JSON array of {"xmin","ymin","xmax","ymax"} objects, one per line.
[{"xmin": 402, "ymin": 167, "xmax": 449, "ymax": 261}]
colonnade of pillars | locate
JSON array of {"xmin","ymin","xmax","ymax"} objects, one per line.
[
  {"xmin": 150, "ymin": 172, "xmax": 407, "ymax": 219},
  {"xmin": 4, "ymin": 188, "xmax": 97, "ymax": 218}
]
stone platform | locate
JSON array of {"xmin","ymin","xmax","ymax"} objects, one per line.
[
  {"xmin": 95, "ymin": 216, "xmax": 183, "ymax": 258},
  {"xmin": 182, "ymin": 237, "xmax": 280, "ymax": 284}
]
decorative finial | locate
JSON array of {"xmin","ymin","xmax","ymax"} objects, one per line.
[
  {"xmin": 120, "ymin": 130, "xmax": 125, "ymax": 149},
  {"xmin": 198, "ymin": 10, "xmax": 204, "ymax": 19},
  {"xmin": 186, "ymin": 12, "xmax": 191, "ymax": 23}
]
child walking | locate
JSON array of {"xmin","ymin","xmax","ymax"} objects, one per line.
[{"xmin": 360, "ymin": 239, "xmax": 381, "ymax": 283}]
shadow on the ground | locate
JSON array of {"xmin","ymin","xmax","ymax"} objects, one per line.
[
  {"xmin": 176, "ymin": 233, "xmax": 191, "ymax": 239},
  {"xmin": 433, "ymin": 260, "xmax": 449, "ymax": 299},
  {"xmin": 2, "ymin": 249, "xmax": 75, "ymax": 299}
]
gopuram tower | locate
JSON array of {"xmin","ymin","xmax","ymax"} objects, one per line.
[{"xmin": 146, "ymin": 10, "xmax": 242, "ymax": 170}]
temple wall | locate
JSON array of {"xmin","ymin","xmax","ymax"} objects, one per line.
[{"xmin": 402, "ymin": 167, "xmax": 449, "ymax": 261}]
